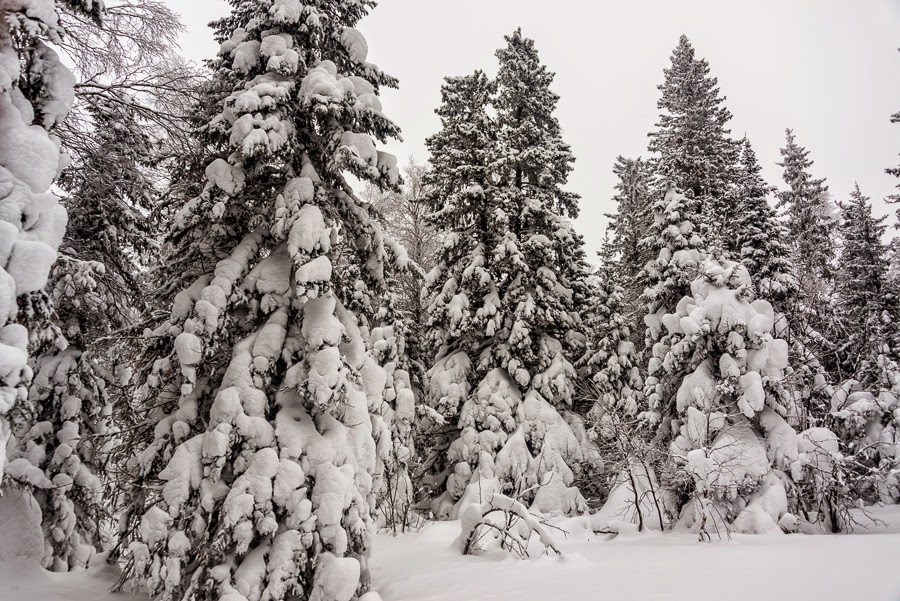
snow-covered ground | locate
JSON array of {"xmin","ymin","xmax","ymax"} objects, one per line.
[
  {"xmin": 3, "ymin": 506, "xmax": 900, "ymax": 601},
  {"xmin": 0, "ymin": 557, "xmax": 142, "ymax": 601},
  {"xmin": 372, "ymin": 506, "xmax": 900, "ymax": 601}
]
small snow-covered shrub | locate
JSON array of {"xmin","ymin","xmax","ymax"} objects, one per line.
[
  {"xmin": 455, "ymin": 488, "xmax": 560, "ymax": 557},
  {"xmin": 585, "ymin": 409, "xmax": 675, "ymax": 533}
]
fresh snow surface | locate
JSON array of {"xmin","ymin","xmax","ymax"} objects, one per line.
[
  {"xmin": 2, "ymin": 506, "xmax": 900, "ymax": 601},
  {"xmin": 0, "ymin": 557, "xmax": 142, "ymax": 601},
  {"xmin": 370, "ymin": 507, "xmax": 900, "ymax": 601}
]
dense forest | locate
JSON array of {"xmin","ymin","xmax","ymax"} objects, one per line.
[{"xmin": 1, "ymin": 1, "xmax": 899, "ymax": 601}]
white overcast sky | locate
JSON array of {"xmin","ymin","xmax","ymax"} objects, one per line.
[{"xmin": 169, "ymin": 0, "xmax": 900, "ymax": 258}]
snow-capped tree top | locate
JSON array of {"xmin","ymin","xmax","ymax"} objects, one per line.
[
  {"xmin": 425, "ymin": 70, "xmax": 496, "ymax": 233},
  {"xmin": 777, "ymin": 129, "xmax": 829, "ymax": 203},
  {"xmin": 606, "ymin": 156, "xmax": 654, "ymax": 285},
  {"xmin": 648, "ymin": 35, "xmax": 736, "ymax": 205},
  {"xmin": 730, "ymin": 136, "xmax": 797, "ymax": 302},
  {"xmin": 495, "ymin": 28, "xmax": 579, "ymax": 219},
  {"xmin": 775, "ymin": 129, "xmax": 835, "ymax": 283},
  {"xmin": 837, "ymin": 184, "xmax": 888, "ymax": 304},
  {"xmin": 736, "ymin": 136, "xmax": 773, "ymax": 200}
]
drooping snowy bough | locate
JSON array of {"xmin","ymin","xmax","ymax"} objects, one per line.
[{"xmin": 119, "ymin": 2, "xmax": 403, "ymax": 600}]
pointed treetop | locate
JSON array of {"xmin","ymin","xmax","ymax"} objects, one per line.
[
  {"xmin": 648, "ymin": 34, "xmax": 735, "ymax": 206},
  {"xmin": 778, "ymin": 129, "xmax": 828, "ymax": 191},
  {"xmin": 495, "ymin": 27, "xmax": 578, "ymax": 218}
]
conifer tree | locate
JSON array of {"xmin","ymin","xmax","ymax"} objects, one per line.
[
  {"xmin": 647, "ymin": 35, "xmax": 739, "ymax": 246},
  {"xmin": 119, "ymin": 2, "xmax": 403, "ymax": 599},
  {"xmin": 492, "ymin": 29, "xmax": 589, "ymax": 393},
  {"xmin": 581, "ymin": 258, "xmax": 643, "ymax": 418},
  {"xmin": 732, "ymin": 137, "xmax": 797, "ymax": 305},
  {"xmin": 0, "ymin": 1, "xmax": 100, "ymax": 483},
  {"xmin": 4, "ymin": 87, "xmax": 160, "ymax": 572},
  {"xmin": 424, "ymin": 31, "xmax": 587, "ymax": 518},
  {"xmin": 773, "ymin": 130, "xmax": 838, "ymax": 424},
  {"xmin": 824, "ymin": 186, "xmax": 900, "ymax": 505},
  {"xmin": 421, "ymin": 70, "xmax": 498, "ymax": 505},
  {"xmin": 648, "ymin": 255, "xmax": 800, "ymax": 537},
  {"xmin": 776, "ymin": 129, "xmax": 835, "ymax": 297},
  {"xmin": 834, "ymin": 185, "xmax": 896, "ymax": 380},
  {"xmin": 606, "ymin": 156, "xmax": 655, "ymax": 296}
]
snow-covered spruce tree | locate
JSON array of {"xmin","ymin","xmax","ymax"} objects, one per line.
[
  {"xmin": 424, "ymin": 31, "xmax": 588, "ymax": 519},
  {"xmin": 492, "ymin": 28, "xmax": 591, "ymax": 412},
  {"xmin": 120, "ymin": 3, "xmax": 403, "ymax": 600},
  {"xmin": 0, "ymin": 1, "xmax": 101, "ymax": 483},
  {"xmin": 581, "ymin": 258, "xmax": 643, "ymax": 419},
  {"xmin": 824, "ymin": 186, "xmax": 900, "ymax": 505},
  {"xmin": 421, "ymin": 69, "xmax": 497, "ymax": 510},
  {"xmin": 776, "ymin": 129, "xmax": 835, "ymax": 309},
  {"xmin": 576, "ymin": 244, "xmax": 648, "ymax": 507},
  {"xmin": 647, "ymin": 35, "xmax": 739, "ymax": 249},
  {"xmin": 3, "ymin": 87, "xmax": 161, "ymax": 571},
  {"xmin": 774, "ymin": 129, "xmax": 838, "ymax": 427},
  {"xmin": 648, "ymin": 255, "xmax": 801, "ymax": 537},
  {"xmin": 834, "ymin": 185, "xmax": 897, "ymax": 380},
  {"xmin": 605, "ymin": 155, "xmax": 655, "ymax": 301},
  {"xmin": 732, "ymin": 137, "xmax": 797, "ymax": 305}
]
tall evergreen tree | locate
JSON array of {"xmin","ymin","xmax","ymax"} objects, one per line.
[
  {"xmin": 119, "ymin": 3, "xmax": 404, "ymax": 599},
  {"xmin": 4, "ymin": 87, "xmax": 160, "ymax": 572},
  {"xmin": 423, "ymin": 31, "xmax": 588, "ymax": 518},
  {"xmin": 421, "ymin": 70, "xmax": 498, "ymax": 506},
  {"xmin": 0, "ymin": 1, "xmax": 101, "ymax": 483},
  {"xmin": 606, "ymin": 156, "xmax": 655, "ymax": 295},
  {"xmin": 732, "ymin": 137, "xmax": 797, "ymax": 305},
  {"xmin": 825, "ymin": 186, "xmax": 900, "ymax": 506},
  {"xmin": 492, "ymin": 28, "xmax": 591, "ymax": 382},
  {"xmin": 774, "ymin": 129, "xmax": 838, "ymax": 423},
  {"xmin": 834, "ymin": 185, "xmax": 896, "ymax": 380},
  {"xmin": 647, "ymin": 35, "xmax": 739, "ymax": 247},
  {"xmin": 776, "ymin": 129, "xmax": 835, "ymax": 295},
  {"xmin": 493, "ymin": 28, "xmax": 593, "ymax": 370},
  {"xmin": 581, "ymin": 258, "xmax": 643, "ymax": 419}
]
